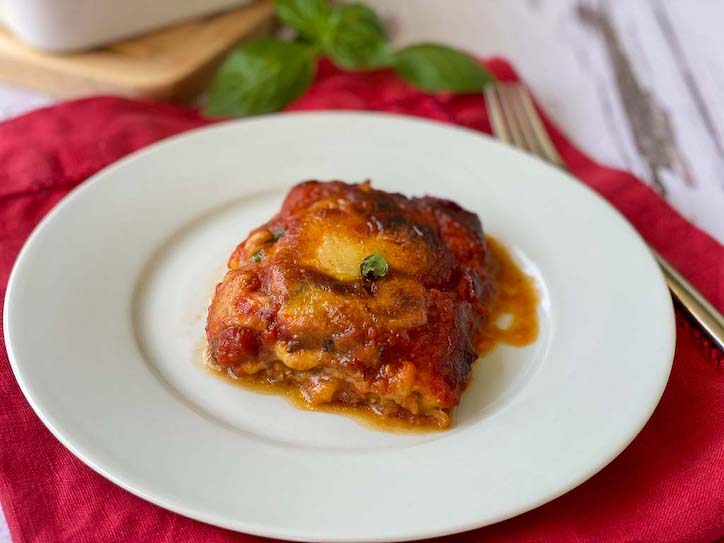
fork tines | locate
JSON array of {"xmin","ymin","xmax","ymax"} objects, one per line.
[{"xmin": 484, "ymin": 83, "xmax": 564, "ymax": 167}]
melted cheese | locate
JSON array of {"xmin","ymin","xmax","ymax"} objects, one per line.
[{"xmin": 314, "ymin": 233, "xmax": 372, "ymax": 281}]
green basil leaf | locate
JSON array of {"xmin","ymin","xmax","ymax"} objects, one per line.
[
  {"xmin": 272, "ymin": 227, "xmax": 286, "ymax": 240},
  {"xmin": 322, "ymin": 3, "xmax": 393, "ymax": 69},
  {"xmin": 205, "ymin": 39, "xmax": 315, "ymax": 117},
  {"xmin": 250, "ymin": 250, "xmax": 263, "ymax": 263},
  {"xmin": 275, "ymin": 0, "xmax": 332, "ymax": 41},
  {"xmin": 394, "ymin": 44, "xmax": 494, "ymax": 93},
  {"xmin": 360, "ymin": 252, "xmax": 389, "ymax": 279}
]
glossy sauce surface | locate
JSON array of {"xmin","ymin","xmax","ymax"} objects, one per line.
[
  {"xmin": 476, "ymin": 237, "xmax": 539, "ymax": 355},
  {"xmin": 202, "ymin": 236, "xmax": 538, "ymax": 432}
]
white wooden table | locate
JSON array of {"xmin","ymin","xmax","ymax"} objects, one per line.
[{"xmin": 0, "ymin": 1, "xmax": 722, "ymax": 540}]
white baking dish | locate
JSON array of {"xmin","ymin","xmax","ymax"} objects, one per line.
[{"xmin": 0, "ymin": 0, "xmax": 251, "ymax": 51}]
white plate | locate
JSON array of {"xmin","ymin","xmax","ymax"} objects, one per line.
[{"xmin": 4, "ymin": 113, "xmax": 675, "ymax": 542}]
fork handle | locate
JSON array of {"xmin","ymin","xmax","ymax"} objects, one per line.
[{"xmin": 653, "ymin": 251, "xmax": 724, "ymax": 351}]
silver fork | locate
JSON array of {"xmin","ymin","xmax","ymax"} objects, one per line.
[{"xmin": 485, "ymin": 83, "xmax": 724, "ymax": 351}]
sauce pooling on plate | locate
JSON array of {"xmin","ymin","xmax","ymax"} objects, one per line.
[
  {"xmin": 476, "ymin": 236, "xmax": 539, "ymax": 355},
  {"xmin": 201, "ymin": 236, "xmax": 538, "ymax": 432}
]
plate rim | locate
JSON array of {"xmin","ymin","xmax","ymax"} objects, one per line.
[{"xmin": 3, "ymin": 111, "xmax": 676, "ymax": 542}]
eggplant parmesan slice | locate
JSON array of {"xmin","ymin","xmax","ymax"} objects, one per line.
[{"xmin": 205, "ymin": 180, "xmax": 493, "ymax": 428}]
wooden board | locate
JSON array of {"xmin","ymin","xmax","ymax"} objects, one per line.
[{"xmin": 0, "ymin": 0, "xmax": 275, "ymax": 102}]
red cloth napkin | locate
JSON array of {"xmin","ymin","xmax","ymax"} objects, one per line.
[{"xmin": 1, "ymin": 58, "xmax": 722, "ymax": 543}]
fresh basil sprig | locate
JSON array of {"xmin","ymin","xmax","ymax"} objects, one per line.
[
  {"xmin": 321, "ymin": 3, "xmax": 393, "ymax": 69},
  {"xmin": 395, "ymin": 44, "xmax": 495, "ymax": 93},
  {"xmin": 206, "ymin": 39, "xmax": 315, "ymax": 117},
  {"xmin": 205, "ymin": 0, "xmax": 494, "ymax": 117},
  {"xmin": 276, "ymin": 0, "xmax": 332, "ymax": 41}
]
